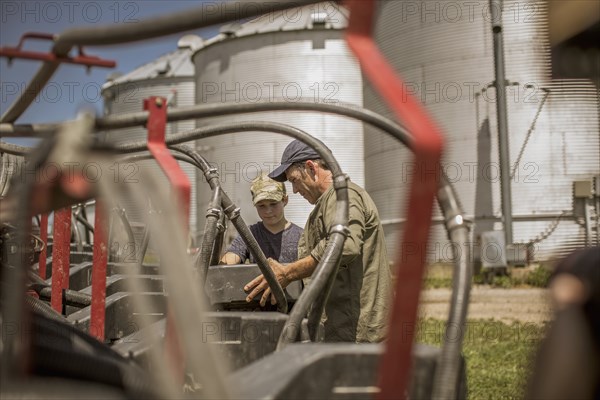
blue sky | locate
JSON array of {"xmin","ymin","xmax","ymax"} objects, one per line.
[{"xmin": 1, "ymin": 1, "xmax": 220, "ymax": 143}]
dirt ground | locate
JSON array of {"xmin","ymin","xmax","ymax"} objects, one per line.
[{"xmin": 419, "ymin": 286, "xmax": 553, "ymax": 325}]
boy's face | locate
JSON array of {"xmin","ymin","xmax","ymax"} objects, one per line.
[{"xmin": 255, "ymin": 198, "xmax": 287, "ymax": 225}]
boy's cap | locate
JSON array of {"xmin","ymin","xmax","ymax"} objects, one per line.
[
  {"xmin": 251, "ymin": 173, "xmax": 286, "ymax": 205},
  {"xmin": 268, "ymin": 140, "xmax": 321, "ymax": 182}
]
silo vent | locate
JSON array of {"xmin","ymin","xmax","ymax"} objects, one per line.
[
  {"xmin": 106, "ymin": 72, "xmax": 124, "ymax": 82},
  {"xmin": 177, "ymin": 34, "xmax": 204, "ymax": 50},
  {"xmin": 311, "ymin": 11, "xmax": 328, "ymax": 27},
  {"xmin": 220, "ymin": 22, "xmax": 242, "ymax": 36}
]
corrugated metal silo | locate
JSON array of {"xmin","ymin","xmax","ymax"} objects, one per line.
[
  {"xmin": 192, "ymin": 2, "xmax": 363, "ymax": 235},
  {"xmin": 364, "ymin": 0, "xmax": 599, "ymax": 263},
  {"xmin": 102, "ymin": 35, "xmax": 201, "ymax": 242}
]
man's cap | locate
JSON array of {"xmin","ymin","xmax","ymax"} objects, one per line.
[
  {"xmin": 251, "ymin": 173, "xmax": 286, "ymax": 205},
  {"xmin": 268, "ymin": 140, "xmax": 321, "ymax": 182}
]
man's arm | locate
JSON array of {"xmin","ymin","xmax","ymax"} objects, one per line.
[
  {"xmin": 220, "ymin": 234, "xmax": 247, "ymax": 265},
  {"xmin": 244, "ymin": 255, "xmax": 317, "ymax": 307}
]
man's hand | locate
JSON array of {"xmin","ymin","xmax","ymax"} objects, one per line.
[{"xmin": 244, "ymin": 258, "xmax": 290, "ymax": 307}]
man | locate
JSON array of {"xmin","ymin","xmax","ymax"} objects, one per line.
[
  {"xmin": 220, "ymin": 173, "xmax": 303, "ymax": 264},
  {"xmin": 244, "ymin": 140, "xmax": 393, "ymax": 342}
]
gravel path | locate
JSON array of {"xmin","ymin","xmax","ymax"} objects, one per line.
[{"xmin": 419, "ymin": 286, "xmax": 553, "ymax": 324}]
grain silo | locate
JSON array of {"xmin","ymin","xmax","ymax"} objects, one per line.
[
  {"xmin": 192, "ymin": 2, "xmax": 363, "ymax": 233},
  {"xmin": 364, "ymin": 0, "xmax": 599, "ymax": 264},
  {"xmin": 102, "ymin": 35, "xmax": 202, "ymax": 245}
]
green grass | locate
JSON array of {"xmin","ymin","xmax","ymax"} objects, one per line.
[
  {"xmin": 416, "ymin": 318, "xmax": 547, "ymax": 400},
  {"xmin": 422, "ymin": 265, "xmax": 553, "ymax": 289}
]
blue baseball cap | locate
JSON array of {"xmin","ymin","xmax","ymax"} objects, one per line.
[{"xmin": 268, "ymin": 140, "xmax": 321, "ymax": 182}]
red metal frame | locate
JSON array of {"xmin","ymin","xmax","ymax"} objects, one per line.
[
  {"xmin": 90, "ymin": 200, "xmax": 108, "ymax": 341},
  {"xmin": 0, "ymin": 32, "xmax": 116, "ymax": 68},
  {"xmin": 38, "ymin": 214, "xmax": 48, "ymax": 279},
  {"xmin": 144, "ymin": 96, "xmax": 190, "ymax": 380},
  {"xmin": 51, "ymin": 207, "xmax": 71, "ymax": 313},
  {"xmin": 144, "ymin": 96, "xmax": 191, "ymax": 228},
  {"xmin": 344, "ymin": 1, "xmax": 445, "ymax": 398}
]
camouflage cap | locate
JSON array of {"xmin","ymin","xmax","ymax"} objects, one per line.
[{"xmin": 250, "ymin": 173, "xmax": 286, "ymax": 205}]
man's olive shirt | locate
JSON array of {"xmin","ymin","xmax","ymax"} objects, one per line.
[{"xmin": 298, "ymin": 181, "xmax": 393, "ymax": 342}]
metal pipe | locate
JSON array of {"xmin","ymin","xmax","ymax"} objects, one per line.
[
  {"xmin": 0, "ymin": 62, "xmax": 62, "ymax": 123},
  {"xmin": 38, "ymin": 214, "xmax": 49, "ymax": 279},
  {"xmin": 96, "ymin": 101, "xmax": 414, "ymax": 149},
  {"xmin": 33, "ymin": 285, "xmax": 92, "ymax": 308},
  {"xmin": 0, "ymin": 0, "xmax": 323, "ymax": 123},
  {"xmin": 75, "ymin": 211, "xmax": 95, "ymax": 234},
  {"xmin": 0, "ymin": 141, "xmax": 32, "ymax": 155},
  {"xmin": 583, "ymin": 198, "xmax": 592, "ymax": 246},
  {"xmin": 109, "ymin": 206, "xmax": 136, "ymax": 263},
  {"xmin": 490, "ymin": 0, "xmax": 514, "ymax": 245},
  {"xmin": 197, "ymin": 187, "xmax": 222, "ymax": 284},
  {"xmin": 71, "ymin": 214, "xmax": 84, "ymax": 253},
  {"xmin": 211, "ymin": 212, "xmax": 227, "ymax": 267},
  {"xmin": 431, "ymin": 174, "xmax": 472, "ymax": 400}
]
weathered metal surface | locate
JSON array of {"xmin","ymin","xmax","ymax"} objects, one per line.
[
  {"xmin": 228, "ymin": 343, "xmax": 466, "ymax": 399},
  {"xmin": 68, "ymin": 292, "xmax": 168, "ymax": 341},
  {"xmin": 205, "ymin": 264, "xmax": 302, "ymax": 309}
]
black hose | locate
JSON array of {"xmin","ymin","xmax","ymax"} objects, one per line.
[
  {"xmin": 197, "ymin": 187, "xmax": 222, "ymax": 284},
  {"xmin": 30, "ymin": 311, "xmax": 156, "ymax": 399},
  {"xmin": 35, "ymin": 286, "xmax": 92, "ymax": 308},
  {"xmin": 24, "ymin": 295, "xmax": 67, "ymax": 323},
  {"xmin": 75, "ymin": 211, "xmax": 95, "ymax": 234},
  {"xmin": 210, "ymin": 212, "xmax": 227, "ymax": 267},
  {"xmin": 432, "ymin": 175, "xmax": 472, "ymax": 400}
]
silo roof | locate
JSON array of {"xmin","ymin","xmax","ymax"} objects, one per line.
[
  {"xmin": 201, "ymin": 1, "xmax": 348, "ymax": 48},
  {"xmin": 102, "ymin": 45, "xmax": 196, "ymax": 89}
]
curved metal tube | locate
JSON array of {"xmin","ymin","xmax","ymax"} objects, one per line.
[
  {"xmin": 197, "ymin": 186, "xmax": 222, "ymax": 284},
  {"xmin": 0, "ymin": 141, "xmax": 31, "ymax": 155},
  {"xmin": 75, "ymin": 211, "xmax": 95, "ymax": 234},
  {"xmin": 97, "ymin": 101, "xmax": 415, "ymax": 149},
  {"xmin": 71, "ymin": 213, "xmax": 84, "ymax": 253},
  {"xmin": 210, "ymin": 212, "xmax": 227, "ymax": 267},
  {"xmin": 431, "ymin": 175, "xmax": 472, "ymax": 399},
  {"xmin": 109, "ymin": 206, "xmax": 137, "ymax": 263}
]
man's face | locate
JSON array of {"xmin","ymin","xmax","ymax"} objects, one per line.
[{"xmin": 285, "ymin": 164, "xmax": 320, "ymax": 204}]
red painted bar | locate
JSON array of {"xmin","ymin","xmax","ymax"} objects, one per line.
[
  {"xmin": 38, "ymin": 214, "xmax": 48, "ymax": 279},
  {"xmin": 90, "ymin": 200, "xmax": 108, "ymax": 341},
  {"xmin": 51, "ymin": 208, "xmax": 72, "ymax": 313},
  {"xmin": 144, "ymin": 96, "xmax": 191, "ymax": 229},
  {"xmin": 344, "ymin": 1, "xmax": 445, "ymax": 398},
  {"xmin": 144, "ymin": 96, "xmax": 190, "ymax": 380}
]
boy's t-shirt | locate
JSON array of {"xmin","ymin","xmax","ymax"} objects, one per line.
[{"xmin": 226, "ymin": 222, "xmax": 303, "ymax": 264}]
